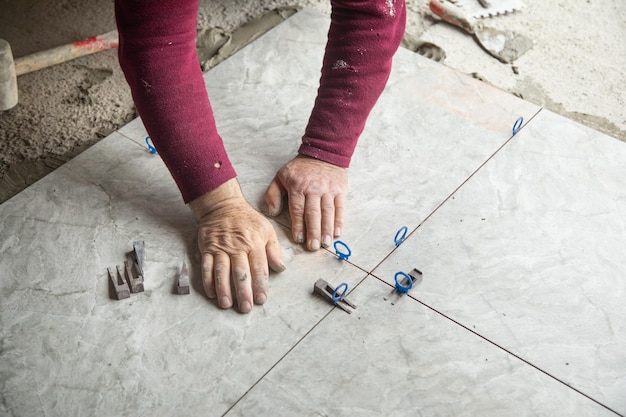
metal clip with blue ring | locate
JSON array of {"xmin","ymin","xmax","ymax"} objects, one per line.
[
  {"xmin": 394, "ymin": 226, "xmax": 408, "ymax": 247},
  {"xmin": 333, "ymin": 240, "xmax": 352, "ymax": 261},
  {"xmin": 313, "ymin": 278, "xmax": 357, "ymax": 313},
  {"xmin": 331, "ymin": 282, "xmax": 348, "ymax": 304},
  {"xmin": 512, "ymin": 116, "xmax": 524, "ymax": 136},
  {"xmin": 394, "ymin": 271, "xmax": 413, "ymax": 294},
  {"xmin": 384, "ymin": 268, "xmax": 424, "ymax": 304},
  {"xmin": 145, "ymin": 136, "xmax": 157, "ymax": 154}
]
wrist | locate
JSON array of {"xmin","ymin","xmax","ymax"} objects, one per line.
[
  {"xmin": 295, "ymin": 153, "xmax": 342, "ymax": 168},
  {"xmin": 189, "ymin": 178, "xmax": 244, "ymax": 221}
]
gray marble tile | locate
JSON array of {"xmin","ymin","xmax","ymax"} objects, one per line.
[
  {"xmin": 210, "ymin": 9, "xmax": 541, "ymax": 271},
  {"xmin": 4, "ymin": 7, "xmax": 620, "ymax": 417},
  {"xmin": 0, "ymin": 132, "xmax": 369, "ymax": 416},
  {"xmin": 226, "ymin": 276, "xmax": 614, "ymax": 417},
  {"xmin": 372, "ymin": 110, "xmax": 626, "ymax": 414},
  {"xmin": 117, "ymin": 10, "xmax": 541, "ymax": 272}
]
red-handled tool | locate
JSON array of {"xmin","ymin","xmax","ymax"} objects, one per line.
[{"xmin": 430, "ymin": 0, "xmax": 476, "ymax": 34}]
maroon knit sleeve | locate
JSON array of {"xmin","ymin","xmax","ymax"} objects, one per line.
[
  {"xmin": 115, "ymin": 0, "xmax": 236, "ymax": 204},
  {"xmin": 299, "ymin": 0, "xmax": 406, "ymax": 167}
]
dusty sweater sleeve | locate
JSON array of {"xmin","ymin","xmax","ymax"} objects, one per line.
[
  {"xmin": 299, "ymin": 0, "xmax": 406, "ymax": 167},
  {"xmin": 115, "ymin": 0, "xmax": 236, "ymax": 204}
]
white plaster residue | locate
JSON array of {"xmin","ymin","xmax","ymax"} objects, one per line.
[
  {"xmin": 333, "ymin": 59, "xmax": 349, "ymax": 70},
  {"xmin": 385, "ymin": 0, "xmax": 396, "ymax": 17}
]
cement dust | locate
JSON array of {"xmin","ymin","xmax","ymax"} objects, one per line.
[{"xmin": 514, "ymin": 77, "xmax": 625, "ymax": 142}]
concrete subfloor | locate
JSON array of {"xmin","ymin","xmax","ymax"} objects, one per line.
[{"xmin": 0, "ymin": 0, "xmax": 624, "ymax": 204}]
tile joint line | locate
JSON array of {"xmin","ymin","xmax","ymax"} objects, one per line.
[
  {"xmin": 368, "ymin": 107, "xmax": 544, "ymax": 274},
  {"xmin": 221, "ymin": 307, "xmax": 337, "ymax": 416},
  {"xmin": 407, "ymin": 287, "xmax": 621, "ymax": 416}
]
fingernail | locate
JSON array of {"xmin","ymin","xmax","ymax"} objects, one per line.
[
  {"xmin": 297, "ymin": 232, "xmax": 304, "ymax": 243},
  {"xmin": 322, "ymin": 235, "xmax": 332, "ymax": 248},
  {"xmin": 256, "ymin": 292, "xmax": 267, "ymax": 304},
  {"xmin": 240, "ymin": 301, "xmax": 252, "ymax": 313},
  {"xmin": 278, "ymin": 263, "xmax": 287, "ymax": 272},
  {"xmin": 309, "ymin": 239, "xmax": 320, "ymax": 251},
  {"xmin": 268, "ymin": 206, "xmax": 278, "ymax": 217},
  {"xmin": 219, "ymin": 296, "xmax": 232, "ymax": 309},
  {"xmin": 334, "ymin": 227, "xmax": 342, "ymax": 237}
]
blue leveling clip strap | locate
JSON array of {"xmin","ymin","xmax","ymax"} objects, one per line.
[
  {"xmin": 394, "ymin": 271, "xmax": 414, "ymax": 294},
  {"xmin": 313, "ymin": 278, "xmax": 357, "ymax": 314},
  {"xmin": 331, "ymin": 282, "xmax": 349, "ymax": 304},
  {"xmin": 512, "ymin": 117, "xmax": 524, "ymax": 136},
  {"xmin": 334, "ymin": 240, "xmax": 352, "ymax": 261},
  {"xmin": 394, "ymin": 226, "xmax": 408, "ymax": 247},
  {"xmin": 145, "ymin": 136, "xmax": 157, "ymax": 154}
]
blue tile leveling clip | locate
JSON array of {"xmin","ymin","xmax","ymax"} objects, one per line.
[
  {"xmin": 333, "ymin": 240, "xmax": 352, "ymax": 261},
  {"xmin": 394, "ymin": 272, "xmax": 413, "ymax": 294},
  {"xmin": 384, "ymin": 268, "xmax": 424, "ymax": 305},
  {"xmin": 512, "ymin": 117, "xmax": 524, "ymax": 136},
  {"xmin": 145, "ymin": 136, "xmax": 157, "ymax": 154},
  {"xmin": 394, "ymin": 226, "xmax": 408, "ymax": 247},
  {"xmin": 395, "ymin": 268, "xmax": 423, "ymax": 295},
  {"xmin": 313, "ymin": 278, "xmax": 356, "ymax": 313}
]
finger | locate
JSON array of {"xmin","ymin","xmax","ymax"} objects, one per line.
[
  {"xmin": 265, "ymin": 230, "xmax": 286, "ymax": 273},
  {"xmin": 264, "ymin": 177, "xmax": 286, "ymax": 217},
  {"xmin": 201, "ymin": 253, "xmax": 216, "ymax": 299},
  {"xmin": 231, "ymin": 253, "xmax": 254, "ymax": 313},
  {"xmin": 304, "ymin": 194, "xmax": 322, "ymax": 251},
  {"xmin": 248, "ymin": 248, "xmax": 270, "ymax": 305},
  {"xmin": 334, "ymin": 193, "xmax": 346, "ymax": 237},
  {"xmin": 213, "ymin": 253, "xmax": 233, "ymax": 309},
  {"xmin": 288, "ymin": 191, "xmax": 306, "ymax": 244},
  {"xmin": 320, "ymin": 194, "xmax": 335, "ymax": 248}
]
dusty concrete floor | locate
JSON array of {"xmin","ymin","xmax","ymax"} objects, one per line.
[{"xmin": 0, "ymin": 0, "xmax": 624, "ymax": 203}]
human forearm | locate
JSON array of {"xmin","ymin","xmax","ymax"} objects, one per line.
[
  {"xmin": 115, "ymin": 0, "xmax": 236, "ymax": 203},
  {"xmin": 299, "ymin": 0, "xmax": 406, "ymax": 167}
]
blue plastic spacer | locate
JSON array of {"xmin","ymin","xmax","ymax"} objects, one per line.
[
  {"xmin": 331, "ymin": 282, "xmax": 349, "ymax": 304},
  {"xmin": 333, "ymin": 240, "xmax": 352, "ymax": 261},
  {"xmin": 512, "ymin": 116, "xmax": 524, "ymax": 136},
  {"xmin": 145, "ymin": 136, "xmax": 157, "ymax": 154},
  {"xmin": 394, "ymin": 226, "xmax": 408, "ymax": 247},
  {"xmin": 394, "ymin": 271, "xmax": 413, "ymax": 294}
]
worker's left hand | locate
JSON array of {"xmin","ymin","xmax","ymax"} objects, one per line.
[
  {"xmin": 190, "ymin": 178, "xmax": 284, "ymax": 313},
  {"xmin": 265, "ymin": 156, "xmax": 347, "ymax": 251}
]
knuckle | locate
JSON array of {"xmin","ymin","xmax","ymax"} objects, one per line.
[
  {"xmin": 290, "ymin": 203, "xmax": 305, "ymax": 217},
  {"xmin": 233, "ymin": 268, "xmax": 249, "ymax": 282},
  {"xmin": 307, "ymin": 180, "xmax": 322, "ymax": 194},
  {"xmin": 321, "ymin": 202, "xmax": 334, "ymax": 214},
  {"xmin": 213, "ymin": 263, "xmax": 228, "ymax": 284},
  {"xmin": 251, "ymin": 263, "xmax": 268, "ymax": 279},
  {"xmin": 253, "ymin": 280, "xmax": 268, "ymax": 295},
  {"xmin": 306, "ymin": 204, "xmax": 321, "ymax": 215}
]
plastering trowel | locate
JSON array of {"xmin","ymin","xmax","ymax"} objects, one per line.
[
  {"xmin": 429, "ymin": 0, "xmax": 533, "ymax": 63},
  {"xmin": 448, "ymin": 0, "xmax": 525, "ymax": 19}
]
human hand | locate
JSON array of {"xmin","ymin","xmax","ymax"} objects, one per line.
[
  {"xmin": 190, "ymin": 178, "xmax": 285, "ymax": 313},
  {"xmin": 265, "ymin": 156, "xmax": 347, "ymax": 251}
]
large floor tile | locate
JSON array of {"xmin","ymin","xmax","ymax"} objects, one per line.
[
  {"xmin": 5, "ymin": 7, "xmax": 620, "ymax": 417},
  {"xmin": 372, "ymin": 109, "xmax": 626, "ymax": 414},
  {"xmin": 209, "ymin": 8, "xmax": 542, "ymax": 273},
  {"xmin": 226, "ymin": 276, "xmax": 614, "ymax": 416},
  {"xmin": 0, "ymin": 132, "xmax": 369, "ymax": 416},
  {"xmin": 118, "ymin": 9, "xmax": 541, "ymax": 272}
]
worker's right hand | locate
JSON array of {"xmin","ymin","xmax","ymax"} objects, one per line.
[
  {"xmin": 189, "ymin": 178, "xmax": 285, "ymax": 313},
  {"xmin": 265, "ymin": 155, "xmax": 347, "ymax": 251}
]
